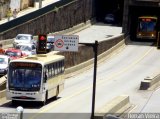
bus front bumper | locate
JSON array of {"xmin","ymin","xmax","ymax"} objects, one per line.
[{"xmin": 6, "ymin": 90, "xmax": 45, "ymax": 102}]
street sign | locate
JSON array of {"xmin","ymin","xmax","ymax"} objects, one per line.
[{"xmin": 54, "ymin": 35, "xmax": 79, "ymax": 52}]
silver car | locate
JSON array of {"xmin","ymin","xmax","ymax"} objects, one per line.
[{"xmin": 13, "ymin": 34, "xmax": 36, "ymax": 48}]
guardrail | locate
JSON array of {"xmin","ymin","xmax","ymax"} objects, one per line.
[
  {"xmin": 94, "ymin": 95, "xmax": 131, "ymax": 119},
  {"xmin": 140, "ymin": 72, "xmax": 160, "ymax": 90}
]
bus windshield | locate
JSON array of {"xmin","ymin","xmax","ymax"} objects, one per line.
[
  {"xmin": 138, "ymin": 19, "xmax": 156, "ymax": 32},
  {"xmin": 8, "ymin": 62, "xmax": 42, "ymax": 91}
]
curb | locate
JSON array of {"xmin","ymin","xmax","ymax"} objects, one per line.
[
  {"xmin": 94, "ymin": 95, "xmax": 131, "ymax": 119},
  {"xmin": 140, "ymin": 72, "xmax": 160, "ymax": 90}
]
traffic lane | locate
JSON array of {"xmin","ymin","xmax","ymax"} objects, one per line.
[
  {"xmin": 26, "ymin": 44, "xmax": 158, "ymax": 115},
  {"xmin": 52, "ymin": 45, "xmax": 159, "ymax": 113},
  {"xmin": 45, "ymin": 46, "xmax": 157, "ymax": 113},
  {"xmin": 0, "ymin": 44, "xmax": 157, "ymax": 114},
  {"xmin": 109, "ymin": 46, "xmax": 160, "ymax": 113},
  {"xmin": 60, "ymin": 44, "xmax": 154, "ymax": 97}
]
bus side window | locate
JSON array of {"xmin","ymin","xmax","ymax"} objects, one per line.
[
  {"xmin": 52, "ymin": 63, "xmax": 55, "ymax": 76},
  {"xmin": 54, "ymin": 63, "xmax": 57, "ymax": 75}
]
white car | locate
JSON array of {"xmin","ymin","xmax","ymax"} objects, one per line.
[
  {"xmin": 13, "ymin": 34, "xmax": 36, "ymax": 48},
  {"xmin": 104, "ymin": 14, "xmax": 115, "ymax": 24},
  {"xmin": 0, "ymin": 55, "xmax": 10, "ymax": 76},
  {"xmin": 47, "ymin": 35, "xmax": 55, "ymax": 52},
  {"xmin": 16, "ymin": 43, "xmax": 37, "ymax": 56}
]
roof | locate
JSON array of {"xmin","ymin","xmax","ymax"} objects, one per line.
[
  {"xmin": 17, "ymin": 43, "xmax": 35, "ymax": 46},
  {"xmin": 139, "ymin": 16, "xmax": 157, "ymax": 19},
  {"xmin": 10, "ymin": 54, "xmax": 65, "ymax": 65},
  {"xmin": 0, "ymin": 55, "xmax": 10, "ymax": 59},
  {"xmin": 16, "ymin": 34, "xmax": 32, "ymax": 37},
  {"xmin": 47, "ymin": 35, "xmax": 54, "ymax": 38}
]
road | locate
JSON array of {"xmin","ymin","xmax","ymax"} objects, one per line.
[{"xmin": 0, "ymin": 41, "xmax": 160, "ymax": 119}]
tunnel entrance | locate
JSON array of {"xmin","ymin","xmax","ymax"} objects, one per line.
[
  {"xmin": 95, "ymin": 0, "xmax": 124, "ymax": 26},
  {"xmin": 129, "ymin": 5, "xmax": 160, "ymax": 41}
]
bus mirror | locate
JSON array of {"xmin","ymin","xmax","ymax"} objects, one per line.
[{"xmin": 44, "ymin": 73, "xmax": 47, "ymax": 83}]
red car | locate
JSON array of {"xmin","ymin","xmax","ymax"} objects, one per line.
[{"xmin": 5, "ymin": 48, "xmax": 27, "ymax": 60}]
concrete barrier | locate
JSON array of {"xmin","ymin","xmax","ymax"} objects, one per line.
[
  {"xmin": 94, "ymin": 95, "xmax": 130, "ymax": 119},
  {"xmin": 140, "ymin": 72, "xmax": 160, "ymax": 90}
]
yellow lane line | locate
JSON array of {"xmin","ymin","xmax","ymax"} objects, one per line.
[{"xmin": 29, "ymin": 47, "xmax": 154, "ymax": 119}]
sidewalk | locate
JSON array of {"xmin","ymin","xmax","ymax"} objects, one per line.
[{"xmin": 0, "ymin": 0, "xmax": 59, "ymax": 25}]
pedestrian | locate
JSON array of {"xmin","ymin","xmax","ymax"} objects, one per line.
[
  {"xmin": 6, "ymin": 8, "xmax": 12, "ymax": 21},
  {"xmin": 13, "ymin": 9, "xmax": 18, "ymax": 19},
  {"xmin": 0, "ymin": 43, "xmax": 5, "ymax": 54}
]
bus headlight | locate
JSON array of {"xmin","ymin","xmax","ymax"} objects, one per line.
[{"xmin": 151, "ymin": 34, "xmax": 154, "ymax": 37}]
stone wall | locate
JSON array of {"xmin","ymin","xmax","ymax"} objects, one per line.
[{"xmin": 0, "ymin": 0, "xmax": 93, "ymax": 40}]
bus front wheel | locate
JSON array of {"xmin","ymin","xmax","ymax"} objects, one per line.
[{"xmin": 42, "ymin": 91, "xmax": 48, "ymax": 106}]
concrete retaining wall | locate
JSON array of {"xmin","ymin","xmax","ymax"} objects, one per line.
[
  {"xmin": 95, "ymin": 95, "xmax": 130, "ymax": 119},
  {"xmin": 140, "ymin": 72, "xmax": 160, "ymax": 90}
]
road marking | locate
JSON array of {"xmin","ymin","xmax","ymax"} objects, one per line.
[{"xmin": 29, "ymin": 47, "xmax": 154, "ymax": 119}]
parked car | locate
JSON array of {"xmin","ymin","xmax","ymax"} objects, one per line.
[
  {"xmin": 0, "ymin": 55, "xmax": 10, "ymax": 76},
  {"xmin": 5, "ymin": 48, "xmax": 26, "ymax": 60},
  {"xmin": 47, "ymin": 35, "xmax": 55, "ymax": 52},
  {"xmin": 13, "ymin": 34, "xmax": 36, "ymax": 48},
  {"xmin": 104, "ymin": 14, "xmax": 115, "ymax": 24},
  {"xmin": 16, "ymin": 43, "xmax": 37, "ymax": 56}
]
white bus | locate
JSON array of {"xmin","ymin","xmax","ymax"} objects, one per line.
[{"xmin": 6, "ymin": 54, "xmax": 65, "ymax": 105}]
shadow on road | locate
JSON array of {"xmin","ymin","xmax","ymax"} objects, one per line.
[{"xmin": 0, "ymin": 97, "xmax": 61, "ymax": 109}]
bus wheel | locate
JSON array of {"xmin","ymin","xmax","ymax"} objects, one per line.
[
  {"xmin": 54, "ymin": 86, "xmax": 59, "ymax": 100},
  {"xmin": 42, "ymin": 92, "xmax": 48, "ymax": 106}
]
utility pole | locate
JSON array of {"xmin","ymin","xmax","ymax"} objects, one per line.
[
  {"xmin": 91, "ymin": 41, "xmax": 98, "ymax": 119},
  {"xmin": 79, "ymin": 41, "xmax": 98, "ymax": 119}
]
